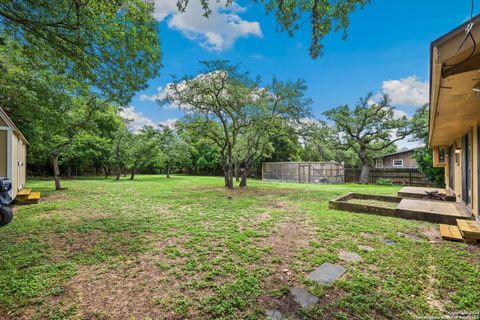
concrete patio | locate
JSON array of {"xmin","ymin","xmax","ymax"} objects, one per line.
[{"xmin": 396, "ymin": 198, "xmax": 473, "ymax": 225}]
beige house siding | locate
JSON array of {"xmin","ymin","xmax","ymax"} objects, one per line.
[
  {"xmin": 442, "ymin": 128, "xmax": 479, "ymax": 217},
  {"xmin": 429, "ymin": 17, "xmax": 480, "ymax": 218},
  {"xmin": 0, "ymin": 130, "xmax": 6, "ymax": 177}
]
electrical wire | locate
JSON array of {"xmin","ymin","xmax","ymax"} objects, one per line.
[{"xmin": 441, "ymin": 0, "xmax": 478, "ymax": 77}]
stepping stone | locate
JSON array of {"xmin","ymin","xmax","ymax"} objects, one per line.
[
  {"xmin": 383, "ymin": 240, "xmax": 397, "ymax": 245},
  {"xmin": 265, "ymin": 309, "xmax": 283, "ymax": 320},
  {"xmin": 290, "ymin": 287, "xmax": 319, "ymax": 309},
  {"xmin": 338, "ymin": 250, "xmax": 362, "ymax": 263},
  {"xmin": 358, "ymin": 245, "xmax": 374, "ymax": 252},
  {"xmin": 307, "ymin": 262, "xmax": 347, "ymax": 285}
]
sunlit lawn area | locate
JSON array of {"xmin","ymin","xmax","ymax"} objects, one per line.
[{"xmin": 0, "ymin": 176, "xmax": 479, "ymax": 319}]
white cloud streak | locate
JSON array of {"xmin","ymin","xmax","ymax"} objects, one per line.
[
  {"xmin": 154, "ymin": 0, "xmax": 262, "ymax": 51},
  {"xmin": 382, "ymin": 76, "xmax": 428, "ymax": 107}
]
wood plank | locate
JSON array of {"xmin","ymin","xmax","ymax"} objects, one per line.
[
  {"xmin": 457, "ymin": 219, "xmax": 480, "ymax": 236},
  {"xmin": 440, "ymin": 224, "xmax": 464, "ymax": 241},
  {"xmin": 17, "ymin": 188, "xmax": 31, "ymax": 197},
  {"xmin": 27, "ymin": 192, "xmax": 41, "ymax": 201}
]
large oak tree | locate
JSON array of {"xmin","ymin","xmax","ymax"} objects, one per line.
[{"xmin": 324, "ymin": 93, "xmax": 412, "ymax": 184}]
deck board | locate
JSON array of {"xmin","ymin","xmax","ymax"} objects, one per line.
[
  {"xmin": 457, "ymin": 219, "xmax": 480, "ymax": 243},
  {"xmin": 440, "ymin": 224, "xmax": 463, "ymax": 241},
  {"xmin": 17, "ymin": 188, "xmax": 31, "ymax": 197}
]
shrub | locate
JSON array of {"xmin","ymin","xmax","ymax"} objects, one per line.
[{"xmin": 376, "ymin": 177, "xmax": 393, "ymax": 186}]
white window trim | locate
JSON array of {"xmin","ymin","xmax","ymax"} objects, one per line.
[
  {"xmin": 375, "ymin": 159, "xmax": 384, "ymax": 168},
  {"xmin": 6, "ymin": 129, "xmax": 13, "ymax": 198},
  {"xmin": 393, "ymin": 159, "xmax": 404, "ymax": 167}
]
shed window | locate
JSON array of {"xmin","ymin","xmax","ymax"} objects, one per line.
[
  {"xmin": 393, "ymin": 159, "xmax": 403, "ymax": 167},
  {"xmin": 375, "ymin": 159, "xmax": 383, "ymax": 168}
]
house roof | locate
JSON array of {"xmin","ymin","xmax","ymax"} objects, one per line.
[
  {"xmin": 373, "ymin": 148, "xmax": 418, "ymax": 160},
  {"xmin": 0, "ymin": 108, "xmax": 29, "ymax": 144}
]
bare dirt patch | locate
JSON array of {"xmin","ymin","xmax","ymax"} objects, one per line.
[
  {"xmin": 49, "ymin": 260, "xmax": 170, "ymax": 319},
  {"xmin": 257, "ymin": 215, "xmax": 316, "ymax": 316},
  {"xmin": 420, "ymin": 226, "xmax": 442, "ymax": 242},
  {"xmin": 266, "ymin": 200, "xmax": 298, "ymax": 212}
]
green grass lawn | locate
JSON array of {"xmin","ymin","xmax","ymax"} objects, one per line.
[{"xmin": 0, "ymin": 175, "xmax": 479, "ymax": 319}]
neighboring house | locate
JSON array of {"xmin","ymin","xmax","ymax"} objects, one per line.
[
  {"xmin": 0, "ymin": 108, "xmax": 28, "ymax": 198},
  {"xmin": 373, "ymin": 149, "xmax": 418, "ymax": 168},
  {"xmin": 430, "ymin": 15, "xmax": 480, "ymax": 218}
]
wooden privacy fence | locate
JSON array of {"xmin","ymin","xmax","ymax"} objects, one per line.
[
  {"xmin": 344, "ymin": 167, "xmax": 431, "ymax": 186},
  {"xmin": 262, "ymin": 161, "xmax": 344, "ymax": 184}
]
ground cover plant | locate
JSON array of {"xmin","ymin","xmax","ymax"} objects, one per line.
[{"xmin": 0, "ymin": 176, "xmax": 479, "ymax": 319}]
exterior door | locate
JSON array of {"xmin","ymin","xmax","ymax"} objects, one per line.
[
  {"xmin": 299, "ymin": 164, "xmax": 310, "ymax": 183},
  {"xmin": 449, "ymin": 145, "xmax": 454, "ymax": 190},
  {"xmin": 462, "ymin": 134, "xmax": 472, "ymax": 206},
  {"xmin": 478, "ymin": 127, "xmax": 480, "ymax": 214}
]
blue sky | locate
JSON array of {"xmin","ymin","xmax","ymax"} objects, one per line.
[{"xmin": 123, "ymin": 0, "xmax": 475, "ymax": 147}]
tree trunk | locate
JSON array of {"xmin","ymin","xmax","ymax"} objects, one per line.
[
  {"xmin": 104, "ymin": 165, "xmax": 110, "ymax": 179},
  {"xmin": 239, "ymin": 169, "xmax": 249, "ymax": 188},
  {"xmin": 223, "ymin": 167, "xmax": 234, "ymax": 189},
  {"xmin": 235, "ymin": 164, "xmax": 240, "ymax": 182},
  {"xmin": 359, "ymin": 164, "xmax": 370, "ymax": 184},
  {"xmin": 116, "ymin": 166, "xmax": 121, "ymax": 180},
  {"xmin": 95, "ymin": 164, "xmax": 101, "ymax": 176},
  {"xmin": 166, "ymin": 164, "xmax": 170, "ymax": 178},
  {"xmin": 130, "ymin": 166, "xmax": 136, "ymax": 180},
  {"xmin": 52, "ymin": 155, "xmax": 62, "ymax": 190}
]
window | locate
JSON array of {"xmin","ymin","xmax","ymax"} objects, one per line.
[
  {"xmin": 376, "ymin": 160, "xmax": 383, "ymax": 168},
  {"xmin": 393, "ymin": 159, "xmax": 403, "ymax": 167},
  {"xmin": 438, "ymin": 147, "xmax": 446, "ymax": 164}
]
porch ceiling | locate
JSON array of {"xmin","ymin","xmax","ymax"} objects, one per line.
[
  {"xmin": 429, "ymin": 16, "xmax": 480, "ymax": 147},
  {"xmin": 430, "ymin": 69, "xmax": 480, "ymax": 146}
]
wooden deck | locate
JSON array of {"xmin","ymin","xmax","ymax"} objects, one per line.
[
  {"xmin": 396, "ymin": 199, "xmax": 473, "ymax": 225},
  {"xmin": 398, "ymin": 187, "xmax": 456, "ymax": 201}
]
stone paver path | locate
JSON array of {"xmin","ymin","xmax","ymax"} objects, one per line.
[
  {"xmin": 290, "ymin": 287, "xmax": 319, "ymax": 308},
  {"xmin": 338, "ymin": 250, "xmax": 362, "ymax": 263},
  {"xmin": 358, "ymin": 245, "xmax": 374, "ymax": 252},
  {"xmin": 307, "ymin": 262, "xmax": 347, "ymax": 285},
  {"xmin": 265, "ymin": 309, "xmax": 284, "ymax": 320}
]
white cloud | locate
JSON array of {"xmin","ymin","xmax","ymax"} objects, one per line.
[
  {"xmin": 118, "ymin": 107, "xmax": 180, "ymax": 133},
  {"xmin": 119, "ymin": 106, "xmax": 156, "ymax": 132},
  {"xmin": 159, "ymin": 118, "xmax": 178, "ymax": 129},
  {"xmin": 154, "ymin": 0, "xmax": 262, "ymax": 51},
  {"xmin": 382, "ymin": 76, "xmax": 428, "ymax": 107},
  {"xmin": 140, "ymin": 86, "xmax": 168, "ymax": 102},
  {"xmin": 393, "ymin": 109, "xmax": 410, "ymax": 120}
]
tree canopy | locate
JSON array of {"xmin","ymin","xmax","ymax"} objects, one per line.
[
  {"xmin": 160, "ymin": 60, "xmax": 311, "ymax": 188},
  {"xmin": 0, "ymin": 0, "xmax": 162, "ymax": 105},
  {"xmin": 324, "ymin": 93, "xmax": 411, "ymax": 184}
]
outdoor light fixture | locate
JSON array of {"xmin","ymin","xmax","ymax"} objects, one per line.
[{"xmin": 473, "ymin": 81, "xmax": 480, "ymax": 93}]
